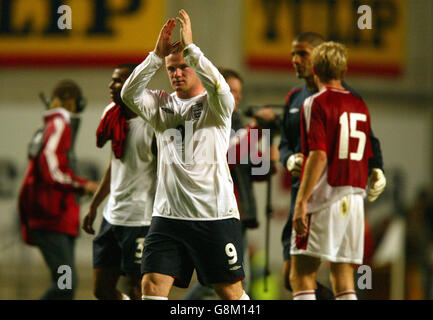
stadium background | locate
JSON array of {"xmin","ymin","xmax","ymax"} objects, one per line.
[{"xmin": 0, "ymin": 0, "xmax": 432, "ymax": 300}]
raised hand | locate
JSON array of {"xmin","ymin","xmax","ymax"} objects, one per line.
[
  {"xmin": 176, "ymin": 9, "xmax": 193, "ymax": 47},
  {"xmin": 154, "ymin": 18, "xmax": 182, "ymax": 58}
]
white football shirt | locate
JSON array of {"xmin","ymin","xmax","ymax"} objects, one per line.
[
  {"xmin": 121, "ymin": 44, "xmax": 239, "ymax": 221},
  {"xmin": 101, "ymin": 103, "xmax": 157, "ymax": 226}
]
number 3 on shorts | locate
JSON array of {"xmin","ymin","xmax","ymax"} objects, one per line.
[
  {"xmin": 225, "ymin": 243, "xmax": 238, "ymax": 265},
  {"xmin": 135, "ymin": 237, "xmax": 145, "ymax": 260}
]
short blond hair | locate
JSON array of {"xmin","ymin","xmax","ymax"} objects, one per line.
[{"xmin": 312, "ymin": 41, "xmax": 348, "ymax": 82}]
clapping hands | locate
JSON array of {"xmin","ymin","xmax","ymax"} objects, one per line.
[
  {"xmin": 176, "ymin": 9, "xmax": 193, "ymax": 48},
  {"xmin": 154, "ymin": 9, "xmax": 194, "ymax": 58}
]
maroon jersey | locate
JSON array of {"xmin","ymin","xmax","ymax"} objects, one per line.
[{"xmin": 300, "ymin": 87, "xmax": 373, "ymax": 212}]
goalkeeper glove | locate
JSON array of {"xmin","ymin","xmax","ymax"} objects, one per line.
[
  {"xmin": 367, "ymin": 168, "xmax": 386, "ymax": 202},
  {"xmin": 286, "ymin": 153, "xmax": 303, "ymax": 177}
]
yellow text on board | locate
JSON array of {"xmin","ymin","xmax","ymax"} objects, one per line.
[
  {"xmin": 244, "ymin": 0, "xmax": 407, "ymax": 76},
  {"xmin": 0, "ymin": 0, "xmax": 164, "ymax": 59}
]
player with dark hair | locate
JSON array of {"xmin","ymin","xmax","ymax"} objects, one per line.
[
  {"xmin": 121, "ymin": 10, "xmax": 249, "ymax": 300},
  {"xmin": 291, "ymin": 41, "xmax": 373, "ymax": 300},
  {"xmin": 279, "ymin": 32, "xmax": 386, "ymax": 299},
  {"xmin": 18, "ymin": 80, "xmax": 98, "ymax": 300},
  {"xmin": 294, "ymin": 32, "xmax": 326, "ymax": 49},
  {"xmin": 82, "ymin": 63, "xmax": 157, "ymax": 300}
]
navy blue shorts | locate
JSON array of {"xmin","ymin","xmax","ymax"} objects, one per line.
[
  {"xmin": 141, "ymin": 217, "xmax": 245, "ymax": 288},
  {"xmin": 282, "ymin": 186, "xmax": 299, "ymax": 261},
  {"xmin": 93, "ymin": 218, "xmax": 149, "ymax": 274}
]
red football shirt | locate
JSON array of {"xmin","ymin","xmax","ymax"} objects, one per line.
[{"xmin": 300, "ymin": 87, "xmax": 373, "ymax": 212}]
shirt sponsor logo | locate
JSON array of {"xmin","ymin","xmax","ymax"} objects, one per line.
[{"xmin": 289, "ymin": 108, "xmax": 299, "ymax": 114}]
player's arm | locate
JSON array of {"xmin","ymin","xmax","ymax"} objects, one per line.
[
  {"xmin": 82, "ymin": 155, "xmax": 112, "ymax": 235},
  {"xmin": 293, "ymin": 98, "xmax": 327, "ymax": 236},
  {"xmin": 367, "ymin": 130, "xmax": 386, "ymax": 201},
  {"xmin": 279, "ymin": 121, "xmax": 304, "ymax": 177},
  {"xmin": 293, "ymin": 150, "xmax": 327, "ymax": 236},
  {"xmin": 369, "ymin": 130, "xmax": 383, "ymax": 172},
  {"xmin": 121, "ymin": 19, "xmax": 180, "ymax": 126},
  {"xmin": 278, "ymin": 107, "xmax": 293, "ymax": 166},
  {"xmin": 177, "ymin": 10, "xmax": 235, "ymax": 121},
  {"xmin": 278, "ymin": 93, "xmax": 304, "ymax": 177},
  {"xmin": 120, "ymin": 53, "xmax": 164, "ymax": 126}
]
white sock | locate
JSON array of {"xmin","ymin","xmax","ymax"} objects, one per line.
[
  {"xmin": 336, "ymin": 291, "xmax": 357, "ymax": 300},
  {"xmin": 121, "ymin": 293, "xmax": 130, "ymax": 300},
  {"xmin": 293, "ymin": 290, "xmax": 316, "ymax": 300},
  {"xmin": 238, "ymin": 291, "xmax": 250, "ymax": 300},
  {"xmin": 142, "ymin": 295, "xmax": 168, "ymax": 300}
]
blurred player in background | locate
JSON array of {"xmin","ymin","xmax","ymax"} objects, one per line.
[
  {"xmin": 291, "ymin": 41, "xmax": 373, "ymax": 300},
  {"xmin": 279, "ymin": 32, "xmax": 386, "ymax": 299},
  {"xmin": 183, "ymin": 68, "xmax": 279, "ymax": 299},
  {"xmin": 121, "ymin": 10, "xmax": 249, "ymax": 300},
  {"xmin": 18, "ymin": 80, "xmax": 98, "ymax": 299},
  {"xmin": 82, "ymin": 64, "xmax": 157, "ymax": 300}
]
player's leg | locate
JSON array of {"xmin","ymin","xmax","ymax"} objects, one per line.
[
  {"xmin": 213, "ymin": 280, "xmax": 247, "ymax": 300},
  {"xmin": 284, "ymin": 257, "xmax": 333, "ymax": 299},
  {"xmin": 330, "ymin": 263, "xmax": 357, "ymax": 300},
  {"xmin": 241, "ymin": 228, "xmax": 251, "ymax": 294},
  {"xmin": 282, "ymin": 208, "xmax": 295, "ymax": 292},
  {"xmin": 290, "ymin": 254, "xmax": 321, "ymax": 300},
  {"xmin": 93, "ymin": 268, "xmax": 122, "ymax": 300},
  {"xmin": 188, "ymin": 218, "xmax": 247, "ymax": 300},
  {"xmin": 118, "ymin": 225, "xmax": 148, "ymax": 300},
  {"xmin": 92, "ymin": 218, "xmax": 123, "ymax": 300},
  {"xmin": 282, "ymin": 187, "xmax": 334, "ymax": 299},
  {"xmin": 30, "ymin": 229, "xmax": 77, "ymax": 300},
  {"xmin": 141, "ymin": 272, "xmax": 174, "ymax": 299},
  {"xmin": 184, "ymin": 225, "xmax": 251, "ymax": 300},
  {"xmin": 141, "ymin": 217, "xmax": 195, "ymax": 299},
  {"xmin": 330, "ymin": 194, "xmax": 365, "ymax": 300},
  {"xmin": 282, "ymin": 259, "xmax": 292, "ymax": 290},
  {"xmin": 289, "ymin": 211, "xmax": 321, "ymax": 299},
  {"xmin": 124, "ymin": 272, "xmax": 142, "ymax": 300}
]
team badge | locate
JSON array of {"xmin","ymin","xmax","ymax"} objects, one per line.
[
  {"xmin": 191, "ymin": 103, "xmax": 203, "ymax": 120},
  {"xmin": 341, "ymin": 198, "xmax": 348, "ymax": 216}
]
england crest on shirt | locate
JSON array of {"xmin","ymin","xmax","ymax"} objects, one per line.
[{"xmin": 191, "ymin": 103, "xmax": 203, "ymax": 121}]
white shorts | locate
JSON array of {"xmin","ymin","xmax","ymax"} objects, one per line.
[{"xmin": 290, "ymin": 194, "xmax": 365, "ymax": 265}]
